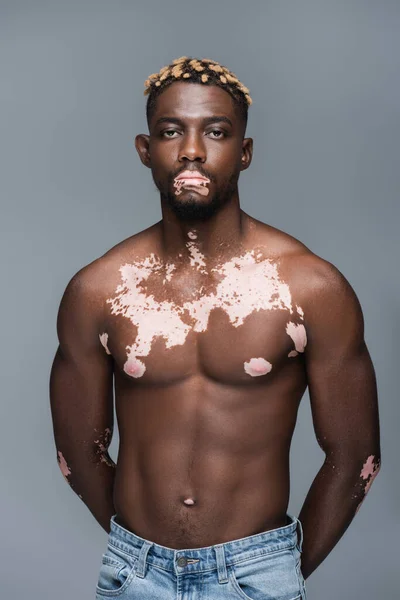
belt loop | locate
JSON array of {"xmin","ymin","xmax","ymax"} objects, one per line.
[
  {"xmin": 214, "ymin": 544, "xmax": 229, "ymax": 584},
  {"xmin": 296, "ymin": 517, "xmax": 304, "ymax": 552},
  {"xmin": 135, "ymin": 540, "xmax": 153, "ymax": 579}
]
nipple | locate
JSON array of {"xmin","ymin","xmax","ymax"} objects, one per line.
[{"xmin": 183, "ymin": 498, "xmax": 196, "ymax": 506}]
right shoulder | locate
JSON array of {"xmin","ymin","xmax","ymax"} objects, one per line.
[
  {"xmin": 56, "ymin": 259, "xmax": 110, "ymax": 347},
  {"xmin": 55, "ymin": 250, "xmax": 132, "ymax": 354},
  {"xmin": 58, "ymin": 223, "xmax": 161, "ymax": 332},
  {"xmin": 60, "ymin": 223, "xmax": 160, "ymax": 308}
]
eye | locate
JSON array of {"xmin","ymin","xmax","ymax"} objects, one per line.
[
  {"xmin": 207, "ymin": 130, "xmax": 226, "ymax": 139},
  {"xmin": 162, "ymin": 130, "xmax": 180, "ymax": 138}
]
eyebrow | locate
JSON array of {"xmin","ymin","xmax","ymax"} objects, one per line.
[{"xmin": 154, "ymin": 116, "xmax": 233, "ymax": 128}]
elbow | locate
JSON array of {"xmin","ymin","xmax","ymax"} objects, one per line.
[
  {"xmin": 326, "ymin": 449, "xmax": 382, "ymax": 488},
  {"xmin": 360, "ymin": 454, "xmax": 381, "ymax": 494},
  {"xmin": 355, "ymin": 455, "xmax": 381, "ymax": 513}
]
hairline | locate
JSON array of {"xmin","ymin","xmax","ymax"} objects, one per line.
[{"xmin": 146, "ymin": 80, "xmax": 248, "ymax": 136}]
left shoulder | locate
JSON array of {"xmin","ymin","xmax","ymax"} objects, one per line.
[
  {"xmin": 248, "ymin": 217, "xmax": 363, "ymax": 327},
  {"xmin": 286, "ymin": 250, "xmax": 359, "ymax": 304},
  {"xmin": 283, "ymin": 251, "xmax": 365, "ymax": 349}
]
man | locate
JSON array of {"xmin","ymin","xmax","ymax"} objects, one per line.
[{"xmin": 50, "ymin": 56, "xmax": 381, "ymax": 599}]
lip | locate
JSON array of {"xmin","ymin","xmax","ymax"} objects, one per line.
[{"xmin": 175, "ymin": 170, "xmax": 210, "ymax": 182}]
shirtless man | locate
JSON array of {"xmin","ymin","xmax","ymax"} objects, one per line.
[{"xmin": 49, "ymin": 56, "xmax": 381, "ymax": 600}]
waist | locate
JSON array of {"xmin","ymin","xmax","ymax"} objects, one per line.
[
  {"xmin": 108, "ymin": 512, "xmax": 300, "ymax": 574},
  {"xmin": 113, "ymin": 476, "xmax": 290, "ymax": 547}
]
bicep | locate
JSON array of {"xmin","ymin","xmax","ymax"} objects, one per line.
[
  {"xmin": 303, "ymin": 262, "xmax": 380, "ymax": 462},
  {"xmin": 49, "ymin": 272, "xmax": 114, "ymax": 467}
]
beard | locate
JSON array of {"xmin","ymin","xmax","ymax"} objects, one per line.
[{"xmin": 155, "ymin": 170, "xmax": 239, "ymax": 222}]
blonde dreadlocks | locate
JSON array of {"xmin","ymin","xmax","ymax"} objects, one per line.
[{"xmin": 144, "ymin": 56, "xmax": 252, "ymax": 129}]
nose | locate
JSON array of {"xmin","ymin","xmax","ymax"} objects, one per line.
[{"xmin": 178, "ymin": 130, "xmax": 206, "ymax": 163}]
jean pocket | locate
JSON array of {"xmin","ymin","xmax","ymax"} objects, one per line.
[
  {"xmin": 95, "ymin": 543, "xmax": 138, "ymax": 597},
  {"xmin": 229, "ymin": 548, "xmax": 302, "ymax": 600}
]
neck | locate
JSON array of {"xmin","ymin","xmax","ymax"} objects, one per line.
[{"xmin": 159, "ymin": 192, "xmax": 248, "ymax": 262}]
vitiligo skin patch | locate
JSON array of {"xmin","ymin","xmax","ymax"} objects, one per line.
[
  {"xmin": 355, "ymin": 454, "xmax": 381, "ymax": 513},
  {"xmin": 99, "ymin": 332, "xmax": 111, "ymax": 354},
  {"xmin": 105, "ymin": 249, "xmax": 305, "ymax": 378},
  {"xmin": 286, "ymin": 321, "xmax": 307, "ymax": 357},
  {"xmin": 183, "ymin": 498, "xmax": 195, "ymax": 505},
  {"xmin": 57, "ymin": 450, "xmax": 71, "ymax": 482},
  {"xmin": 187, "ymin": 241, "xmax": 207, "ymax": 273},
  {"xmin": 244, "ymin": 357, "xmax": 272, "ymax": 377},
  {"xmin": 163, "ymin": 263, "xmax": 176, "ymax": 283},
  {"xmin": 173, "ymin": 174, "xmax": 210, "ymax": 197},
  {"xmin": 360, "ymin": 455, "xmax": 381, "ymax": 495},
  {"xmin": 93, "ymin": 428, "xmax": 116, "ymax": 468}
]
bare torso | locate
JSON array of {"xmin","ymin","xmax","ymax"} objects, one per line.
[{"xmin": 97, "ymin": 214, "xmax": 310, "ymax": 548}]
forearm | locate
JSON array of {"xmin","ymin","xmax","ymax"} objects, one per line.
[
  {"xmin": 298, "ymin": 453, "xmax": 381, "ymax": 580},
  {"xmin": 57, "ymin": 447, "xmax": 117, "ymax": 533}
]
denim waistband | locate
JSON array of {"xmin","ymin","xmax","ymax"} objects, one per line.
[{"xmin": 108, "ymin": 513, "xmax": 304, "ymax": 577}]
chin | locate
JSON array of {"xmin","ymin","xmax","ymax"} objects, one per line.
[{"xmin": 167, "ymin": 195, "xmax": 222, "ymax": 222}]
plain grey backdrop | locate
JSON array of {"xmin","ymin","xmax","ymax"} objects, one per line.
[{"xmin": 1, "ymin": 1, "xmax": 399, "ymax": 598}]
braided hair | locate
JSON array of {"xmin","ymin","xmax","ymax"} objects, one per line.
[{"xmin": 144, "ymin": 56, "xmax": 252, "ymax": 130}]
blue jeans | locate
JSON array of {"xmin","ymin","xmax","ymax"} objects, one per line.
[{"xmin": 95, "ymin": 513, "xmax": 307, "ymax": 599}]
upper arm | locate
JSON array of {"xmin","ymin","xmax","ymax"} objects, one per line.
[
  {"xmin": 302, "ymin": 259, "xmax": 381, "ymax": 465},
  {"xmin": 49, "ymin": 267, "xmax": 114, "ymax": 470}
]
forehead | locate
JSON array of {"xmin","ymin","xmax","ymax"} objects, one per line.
[{"xmin": 151, "ymin": 81, "xmax": 237, "ymax": 122}]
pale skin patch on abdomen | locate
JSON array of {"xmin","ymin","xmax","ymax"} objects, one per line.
[
  {"xmin": 106, "ymin": 250, "xmax": 305, "ymax": 378},
  {"xmin": 244, "ymin": 357, "xmax": 272, "ymax": 377}
]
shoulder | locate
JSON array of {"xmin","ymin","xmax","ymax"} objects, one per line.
[
  {"xmin": 252, "ymin": 219, "xmax": 358, "ymax": 303},
  {"xmin": 286, "ymin": 250, "xmax": 358, "ymax": 303},
  {"xmin": 279, "ymin": 245, "xmax": 365, "ymax": 347},
  {"xmin": 59, "ymin": 223, "xmax": 160, "ymax": 317},
  {"xmin": 251, "ymin": 217, "xmax": 364, "ymax": 329},
  {"xmin": 64, "ymin": 223, "xmax": 160, "ymax": 291}
]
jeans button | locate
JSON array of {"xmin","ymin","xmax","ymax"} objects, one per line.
[{"xmin": 177, "ymin": 557, "xmax": 188, "ymax": 567}]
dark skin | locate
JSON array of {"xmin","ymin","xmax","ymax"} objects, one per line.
[{"xmin": 49, "ymin": 81, "xmax": 381, "ymax": 580}]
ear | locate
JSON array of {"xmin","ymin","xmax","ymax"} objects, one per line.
[
  {"xmin": 240, "ymin": 137, "xmax": 253, "ymax": 171},
  {"xmin": 135, "ymin": 134, "xmax": 151, "ymax": 168}
]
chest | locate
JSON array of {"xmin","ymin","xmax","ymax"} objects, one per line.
[{"xmin": 100, "ymin": 253, "xmax": 307, "ymax": 385}]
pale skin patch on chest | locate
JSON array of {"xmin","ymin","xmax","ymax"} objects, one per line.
[
  {"xmin": 105, "ymin": 249, "xmax": 306, "ymax": 378},
  {"xmin": 244, "ymin": 357, "xmax": 272, "ymax": 377},
  {"xmin": 186, "ymin": 241, "xmax": 207, "ymax": 273},
  {"xmin": 99, "ymin": 332, "xmax": 111, "ymax": 354},
  {"xmin": 163, "ymin": 262, "xmax": 176, "ymax": 283},
  {"xmin": 286, "ymin": 320, "xmax": 307, "ymax": 357}
]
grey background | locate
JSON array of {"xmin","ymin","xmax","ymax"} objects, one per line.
[{"xmin": 1, "ymin": 1, "xmax": 399, "ymax": 598}]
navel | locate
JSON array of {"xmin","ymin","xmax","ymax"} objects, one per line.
[{"xmin": 183, "ymin": 497, "xmax": 196, "ymax": 506}]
